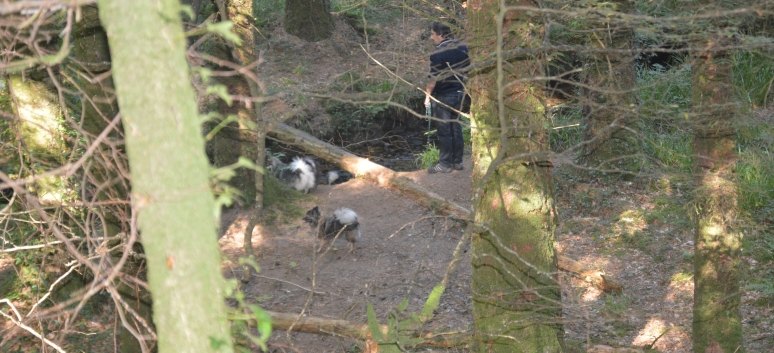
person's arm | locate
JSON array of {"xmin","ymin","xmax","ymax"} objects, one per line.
[{"xmin": 425, "ymin": 81, "xmax": 436, "ymax": 107}]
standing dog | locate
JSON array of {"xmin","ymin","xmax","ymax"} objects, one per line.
[{"xmin": 302, "ymin": 206, "xmax": 361, "ymax": 253}]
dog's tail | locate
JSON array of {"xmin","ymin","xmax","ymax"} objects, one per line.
[
  {"xmin": 325, "ymin": 170, "xmax": 354, "ymax": 185},
  {"xmin": 334, "ymin": 207, "xmax": 358, "ymax": 224},
  {"xmin": 334, "ymin": 208, "xmax": 360, "ymax": 239}
]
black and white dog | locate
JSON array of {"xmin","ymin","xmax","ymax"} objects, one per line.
[
  {"xmin": 322, "ymin": 170, "xmax": 353, "ymax": 185},
  {"xmin": 270, "ymin": 156, "xmax": 318, "ymax": 194},
  {"xmin": 302, "ymin": 206, "xmax": 361, "ymax": 254}
]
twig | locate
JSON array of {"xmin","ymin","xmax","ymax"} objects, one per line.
[
  {"xmin": 0, "ymin": 235, "xmax": 122, "ymax": 254},
  {"xmin": 0, "ymin": 299, "xmax": 67, "ymax": 353},
  {"xmin": 251, "ymin": 275, "xmax": 326, "ymax": 295},
  {"xmin": 0, "ymin": 0, "xmax": 95, "ymax": 16},
  {"xmin": 27, "ymin": 264, "xmax": 79, "ymax": 317}
]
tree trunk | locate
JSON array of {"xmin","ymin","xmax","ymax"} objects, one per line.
[
  {"xmin": 214, "ymin": 0, "xmax": 265, "ymax": 282},
  {"xmin": 578, "ymin": 1, "xmax": 639, "ymax": 175},
  {"xmin": 284, "ymin": 0, "xmax": 335, "ymax": 42},
  {"xmin": 468, "ymin": 2, "xmax": 564, "ymax": 351},
  {"xmin": 96, "ymin": 1, "xmax": 232, "ymax": 352},
  {"xmin": 691, "ymin": 35, "xmax": 744, "ymax": 353}
]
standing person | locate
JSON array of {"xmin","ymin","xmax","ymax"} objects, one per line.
[{"xmin": 425, "ymin": 22, "xmax": 469, "ymax": 174}]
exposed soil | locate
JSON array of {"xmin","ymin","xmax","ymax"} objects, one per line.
[
  {"xmin": 219, "ymin": 158, "xmax": 474, "ymax": 353},
  {"xmin": 215, "ymin": 162, "xmax": 771, "ymax": 353}
]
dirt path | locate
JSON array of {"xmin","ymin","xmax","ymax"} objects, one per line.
[
  {"xmin": 216, "ymin": 156, "xmax": 700, "ymax": 353},
  {"xmin": 218, "ymin": 158, "xmax": 474, "ymax": 352}
]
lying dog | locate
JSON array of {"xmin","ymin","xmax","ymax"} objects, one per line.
[
  {"xmin": 270, "ymin": 156, "xmax": 318, "ymax": 194},
  {"xmin": 323, "ymin": 170, "xmax": 353, "ymax": 185},
  {"xmin": 302, "ymin": 206, "xmax": 361, "ymax": 254}
]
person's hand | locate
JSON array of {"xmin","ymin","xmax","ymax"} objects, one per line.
[{"xmin": 424, "ymin": 95, "xmax": 431, "ymax": 107}]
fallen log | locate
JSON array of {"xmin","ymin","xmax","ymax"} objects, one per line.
[
  {"xmin": 558, "ymin": 256, "xmax": 624, "ymax": 294},
  {"xmin": 268, "ymin": 123, "xmax": 623, "ymax": 293},
  {"xmin": 267, "ymin": 123, "xmax": 471, "ymax": 218},
  {"xmin": 264, "ymin": 310, "xmax": 471, "ymax": 349}
]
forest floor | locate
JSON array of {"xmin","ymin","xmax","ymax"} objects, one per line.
[
  {"xmin": 214, "ymin": 6, "xmax": 774, "ymax": 353},
  {"xmin": 217, "ymin": 157, "xmax": 774, "ymax": 353},
  {"xmin": 3, "ymin": 4, "xmax": 772, "ymax": 353}
]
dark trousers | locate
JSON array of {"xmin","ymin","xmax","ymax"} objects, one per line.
[{"xmin": 431, "ymin": 92, "xmax": 464, "ymax": 167}]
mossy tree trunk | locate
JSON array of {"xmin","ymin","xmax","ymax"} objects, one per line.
[
  {"xmin": 284, "ymin": 0, "xmax": 334, "ymax": 42},
  {"xmin": 468, "ymin": 2, "xmax": 564, "ymax": 352},
  {"xmin": 691, "ymin": 35, "xmax": 744, "ymax": 353},
  {"xmin": 214, "ymin": 0, "xmax": 265, "ymax": 282},
  {"xmin": 577, "ymin": 1, "xmax": 638, "ymax": 175},
  {"xmin": 97, "ymin": 0, "xmax": 232, "ymax": 352},
  {"xmin": 6, "ymin": 75, "xmax": 69, "ymax": 202}
]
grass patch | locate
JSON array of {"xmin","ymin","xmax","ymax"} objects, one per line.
[
  {"xmin": 262, "ymin": 174, "xmax": 309, "ymax": 226},
  {"xmin": 602, "ymin": 293, "xmax": 630, "ymax": 318},
  {"xmin": 733, "ymin": 50, "xmax": 774, "ymax": 107},
  {"xmin": 549, "ymin": 104, "xmax": 582, "ymax": 153},
  {"xmin": 415, "ymin": 143, "xmax": 439, "ymax": 169},
  {"xmin": 671, "ymin": 271, "xmax": 693, "ymax": 285},
  {"xmin": 636, "ymin": 61, "xmax": 694, "ymax": 173}
]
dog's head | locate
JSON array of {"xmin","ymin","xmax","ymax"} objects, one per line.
[{"xmin": 302, "ymin": 206, "xmax": 321, "ymax": 227}]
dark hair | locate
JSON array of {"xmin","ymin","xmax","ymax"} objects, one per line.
[{"xmin": 430, "ymin": 22, "xmax": 453, "ymax": 39}]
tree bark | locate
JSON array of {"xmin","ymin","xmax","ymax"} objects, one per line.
[
  {"xmin": 691, "ymin": 35, "xmax": 744, "ymax": 353},
  {"xmin": 213, "ymin": 0, "xmax": 264, "ymax": 282},
  {"xmin": 96, "ymin": 0, "xmax": 232, "ymax": 352},
  {"xmin": 467, "ymin": 1, "xmax": 564, "ymax": 351},
  {"xmin": 578, "ymin": 1, "xmax": 639, "ymax": 175},
  {"xmin": 284, "ymin": 0, "xmax": 335, "ymax": 42}
]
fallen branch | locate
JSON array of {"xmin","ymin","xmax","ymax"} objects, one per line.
[
  {"xmin": 557, "ymin": 256, "xmax": 623, "ymax": 294},
  {"xmin": 264, "ymin": 310, "xmax": 471, "ymax": 349},
  {"xmin": 268, "ymin": 123, "xmax": 471, "ymax": 219},
  {"xmin": 587, "ymin": 344, "xmax": 644, "ymax": 352},
  {"xmin": 0, "ymin": 299, "xmax": 67, "ymax": 353},
  {"xmin": 270, "ymin": 123, "xmax": 623, "ymax": 293}
]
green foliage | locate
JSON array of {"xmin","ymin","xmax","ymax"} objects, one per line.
[
  {"xmin": 415, "ymin": 143, "xmax": 439, "ymax": 169},
  {"xmin": 747, "ymin": 282, "xmax": 774, "ymax": 300},
  {"xmin": 634, "ymin": 0, "xmax": 680, "ymax": 17},
  {"xmin": 548, "ymin": 104, "xmax": 582, "ymax": 152},
  {"xmin": 332, "ymin": 0, "xmax": 402, "ymax": 35},
  {"xmin": 324, "ymin": 72, "xmax": 412, "ymax": 139},
  {"xmin": 366, "ymin": 285, "xmax": 445, "ymax": 352},
  {"xmin": 459, "ymin": 114, "xmax": 472, "ymax": 147},
  {"xmin": 736, "ymin": 106, "xmax": 774, "ymax": 219},
  {"xmin": 671, "ymin": 271, "xmax": 693, "ymax": 285},
  {"xmin": 206, "ymin": 21, "xmax": 243, "ymax": 46},
  {"xmin": 733, "ymin": 50, "xmax": 774, "ymax": 107},
  {"xmin": 603, "ymin": 293, "xmax": 630, "ymax": 318},
  {"xmin": 229, "ymin": 281, "xmax": 272, "ymax": 352},
  {"xmin": 635, "ymin": 62, "xmax": 694, "ymax": 173},
  {"xmin": 262, "ymin": 166, "xmax": 308, "ymax": 226},
  {"xmin": 637, "ymin": 61, "xmax": 692, "ymax": 118},
  {"xmin": 254, "ymin": 0, "xmax": 285, "ymax": 29},
  {"xmin": 620, "ymin": 231, "xmax": 653, "ymax": 253},
  {"xmin": 736, "ymin": 148, "xmax": 774, "ymax": 218}
]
